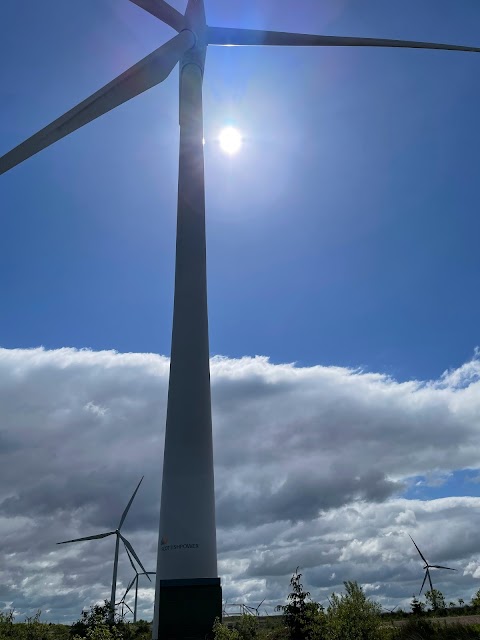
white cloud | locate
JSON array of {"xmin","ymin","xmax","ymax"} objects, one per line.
[{"xmin": 1, "ymin": 347, "xmax": 480, "ymax": 621}]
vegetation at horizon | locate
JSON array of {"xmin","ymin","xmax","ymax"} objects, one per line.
[{"xmin": 5, "ymin": 572, "xmax": 480, "ymax": 639}]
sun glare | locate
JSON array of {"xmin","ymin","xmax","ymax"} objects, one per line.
[{"xmin": 219, "ymin": 127, "xmax": 242, "ymax": 155}]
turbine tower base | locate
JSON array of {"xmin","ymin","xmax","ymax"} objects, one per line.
[{"xmin": 156, "ymin": 578, "xmax": 222, "ymax": 640}]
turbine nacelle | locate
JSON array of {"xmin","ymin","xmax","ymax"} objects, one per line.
[{"xmin": 182, "ymin": 0, "xmax": 207, "ymax": 71}]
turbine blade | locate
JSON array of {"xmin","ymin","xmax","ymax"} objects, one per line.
[
  {"xmin": 427, "ymin": 568, "xmax": 434, "ymax": 594},
  {"xmin": 124, "ymin": 601, "xmax": 134, "ymax": 615},
  {"xmin": 57, "ymin": 531, "xmax": 115, "ymax": 544},
  {"xmin": 207, "ymin": 26, "xmax": 480, "ymax": 54},
  {"xmin": 419, "ymin": 571, "xmax": 428, "ymax": 595},
  {"xmin": 123, "ymin": 576, "xmax": 137, "ymax": 600},
  {"xmin": 409, "ymin": 535, "xmax": 428, "ymax": 564},
  {"xmin": 430, "ymin": 565, "xmax": 456, "ymax": 571},
  {"xmin": 119, "ymin": 533, "xmax": 150, "ymax": 579},
  {"xmin": 128, "ymin": 0, "xmax": 185, "ymax": 32},
  {"xmin": 0, "ymin": 31, "xmax": 195, "ymax": 176},
  {"xmin": 124, "ymin": 545, "xmax": 138, "ymax": 575},
  {"xmin": 118, "ymin": 476, "xmax": 144, "ymax": 530}
]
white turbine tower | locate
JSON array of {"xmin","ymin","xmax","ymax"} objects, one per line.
[
  {"xmin": 1, "ymin": 1, "xmax": 480, "ymax": 637},
  {"xmin": 57, "ymin": 477, "xmax": 149, "ymax": 620}
]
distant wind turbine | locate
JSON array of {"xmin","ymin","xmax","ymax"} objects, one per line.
[
  {"xmin": 57, "ymin": 476, "xmax": 149, "ymax": 619},
  {"xmin": 409, "ymin": 534, "xmax": 456, "ymax": 596},
  {"xmin": 116, "ymin": 594, "xmax": 134, "ymax": 620},
  {"xmin": 245, "ymin": 599, "xmax": 266, "ymax": 616},
  {"xmin": 381, "ymin": 604, "xmax": 398, "ymax": 614},
  {"xmin": 121, "ymin": 546, "xmax": 156, "ymax": 623},
  {"xmin": 2, "ymin": 1, "xmax": 480, "ymax": 636}
]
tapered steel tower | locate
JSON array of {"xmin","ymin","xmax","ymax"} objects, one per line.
[{"xmin": 152, "ymin": 3, "xmax": 222, "ymax": 638}]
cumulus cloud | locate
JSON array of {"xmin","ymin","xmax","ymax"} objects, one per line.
[{"xmin": 1, "ymin": 347, "xmax": 480, "ymax": 622}]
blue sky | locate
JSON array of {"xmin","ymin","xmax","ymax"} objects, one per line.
[
  {"xmin": 2, "ymin": 0, "xmax": 480, "ymax": 381},
  {"xmin": 2, "ymin": 0, "xmax": 480, "ymax": 623}
]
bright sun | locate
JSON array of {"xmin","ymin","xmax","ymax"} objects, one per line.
[{"xmin": 219, "ymin": 127, "xmax": 242, "ymax": 154}]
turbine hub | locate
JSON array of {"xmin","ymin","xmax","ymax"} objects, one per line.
[{"xmin": 181, "ymin": 0, "xmax": 207, "ymax": 71}]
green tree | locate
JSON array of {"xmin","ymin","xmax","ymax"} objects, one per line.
[
  {"xmin": 212, "ymin": 617, "xmax": 240, "ymax": 640},
  {"xmin": 425, "ymin": 589, "xmax": 446, "ymax": 614},
  {"xmin": 23, "ymin": 610, "xmax": 50, "ymax": 640},
  {"xmin": 70, "ymin": 602, "xmax": 132, "ymax": 640},
  {"xmin": 276, "ymin": 568, "xmax": 325, "ymax": 640},
  {"xmin": 234, "ymin": 614, "xmax": 259, "ymax": 640},
  {"xmin": 471, "ymin": 588, "xmax": 480, "ymax": 610},
  {"xmin": 0, "ymin": 609, "xmax": 15, "ymax": 638},
  {"xmin": 410, "ymin": 596, "xmax": 425, "ymax": 616},
  {"xmin": 325, "ymin": 581, "xmax": 382, "ymax": 640}
]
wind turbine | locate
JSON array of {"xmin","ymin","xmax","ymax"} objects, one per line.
[
  {"xmin": 56, "ymin": 477, "xmax": 149, "ymax": 620},
  {"xmin": 1, "ymin": 2, "xmax": 479, "ymax": 638},
  {"xmin": 122, "ymin": 546, "xmax": 156, "ymax": 623},
  {"xmin": 245, "ymin": 599, "xmax": 266, "ymax": 616},
  {"xmin": 381, "ymin": 604, "xmax": 398, "ymax": 614},
  {"xmin": 116, "ymin": 594, "xmax": 134, "ymax": 621},
  {"xmin": 409, "ymin": 534, "xmax": 456, "ymax": 597}
]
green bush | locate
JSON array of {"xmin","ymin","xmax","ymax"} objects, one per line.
[
  {"xmin": 0, "ymin": 609, "xmax": 15, "ymax": 637},
  {"xmin": 234, "ymin": 614, "xmax": 260, "ymax": 640},
  {"xmin": 326, "ymin": 581, "xmax": 382, "ymax": 640},
  {"xmin": 213, "ymin": 617, "xmax": 241, "ymax": 640},
  {"xmin": 70, "ymin": 602, "xmax": 132, "ymax": 640},
  {"xmin": 425, "ymin": 590, "xmax": 447, "ymax": 615},
  {"xmin": 395, "ymin": 619, "xmax": 480, "ymax": 640}
]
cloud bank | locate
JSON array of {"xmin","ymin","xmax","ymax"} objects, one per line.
[{"xmin": 1, "ymin": 347, "xmax": 480, "ymax": 622}]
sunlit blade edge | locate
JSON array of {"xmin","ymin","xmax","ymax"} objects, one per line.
[
  {"xmin": 128, "ymin": 0, "xmax": 185, "ymax": 32},
  {"xmin": 0, "ymin": 32, "xmax": 194, "ymax": 176},
  {"xmin": 207, "ymin": 26, "xmax": 480, "ymax": 53},
  {"xmin": 118, "ymin": 476, "xmax": 144, "ymax": 530}
]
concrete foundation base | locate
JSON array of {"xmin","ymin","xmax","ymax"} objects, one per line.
[{"xmin": 156, "ymin": 578, "xmax": 222, "ymax": 640}]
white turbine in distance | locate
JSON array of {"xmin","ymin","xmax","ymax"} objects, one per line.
[
  {"xmin": 57, "ymin": 477, "xmax": 150, "ymax": 619},
  {"xmin": 121, "ymin": 546, "xmax": 156, "ymax": 623},
  {"xmin": 1, "ymin": 1, "xmax": 480, "ymax": 637}
]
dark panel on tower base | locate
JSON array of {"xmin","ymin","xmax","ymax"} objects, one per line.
[{"xmin": 157, "ymin": 578, "xmax": 222, "ymax": 640}]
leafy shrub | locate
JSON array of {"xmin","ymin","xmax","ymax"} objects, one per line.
[
  {"xmin": 234, "ymin": 614, "xmax": 260, "ymax": 640},
  {"xmin": 396, "ymin": 619, "xmax": 480, "ymax": 640},
  {"xmin": 130, "ymin": 620, "xmax": 150, "ymax": 639},
  {"xmin": 425, "ymin": 590, "xmax": 447, "ymax": 615},
  {"xmin": 70, "ymin": 602, "xmax": 132, "ymax": 640},
  {"xmin": 0, "ymin": 609, "xmax": 15, "ymax": 637},
  {"xmin": 213, "ymin": 617, "xmax": 241, "ymax": 640},
  {"xmin": 23, "ymin": 610, "xmax": 50, "ymax": 640},
  {"xmin": 325, "ymin": 581, "xmax": 382, "ymax": 640}
]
